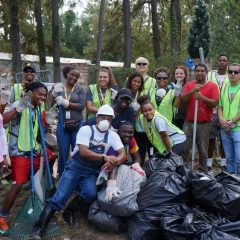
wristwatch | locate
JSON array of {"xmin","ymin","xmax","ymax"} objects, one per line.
[{"xmin": 101, "ymin": 154, "xmax": 106, "ymax": 161}]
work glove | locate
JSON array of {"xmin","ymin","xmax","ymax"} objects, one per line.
[
  {"xmin": 111, "ymin": 88, "xmax": 118, "ymax": 100},
  {"xmin": 52, "ymin": 83, "xmax": 64, "ymax": 97},
  {"xmin": 174, "ymin": 83, "xmax": 183, "ymax": 96},
  {"xmin": 130, "ymin": 162, "xmax": 146, "ymax": 177},
  {"xmin": 0, "ymin": 89, "xmax": 10, "ymax": 105},
  {"xmin": 156, "ymin": 88, "xmax": 166, "ymax": 105},
  {"xmin": 46, "ymin": 105, "xmax": 58, "ymax": 125},
  {"xmin": 105, "ymin": 180, "xmax": 122, "ymax": 202},
  {"xmin": 96, "ymin": 169, "xmax": 108, "ymax": 185},
  {"xmin": 131, "ymin": 101, "xmax": 140, "ymax": 113},
  {"xmin": 55, "ymin": 96, "xmax": 69, "ymax": 108},
  {"xmin": 16, "ymin": 92, "xmax": 33, "ymax": 113}
]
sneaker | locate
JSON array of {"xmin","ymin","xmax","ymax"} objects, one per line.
[{"xmin": 0, "ymin": 216, "xmax": 8, "ymax": 234}]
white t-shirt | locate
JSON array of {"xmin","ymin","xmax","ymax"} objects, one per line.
[
  {"xmin": 138, "ymin": 116, "xmax": 186, "ymax": 145},
  {"xmin": 71, "ymin": 125, "xmax": 124, "ymax": 156}
]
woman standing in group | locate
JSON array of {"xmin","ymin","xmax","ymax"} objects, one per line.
[
  {"xmin": 125, "ymin": 71, "xmax": 150, "ymax": 163},
  {"xmin": 137, "ymin": 95, "xmax": 186, "ymax": 156},
  {"xmin": 86, "ymin": 67, "xmax": 116, "ymax": 119},
  {"xmin": 53, "ymin": 65, "xmax": 86, "ymax": 176},
  {"xmin": 172, "ymin": 65, "xmax": 188, "ymax": 129},
  {"xmin": 150, "ymin": 67, "xmax": 182, "ymax": 122}
]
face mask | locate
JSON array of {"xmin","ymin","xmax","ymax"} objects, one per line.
[{"xmin": 97, "ymin": 120, "xmax": 110, "ymax": 132}]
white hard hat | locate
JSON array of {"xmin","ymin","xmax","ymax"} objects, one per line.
[{"xmin": 96, "ymin": 104, "xmax": 115, "ymax": 117}]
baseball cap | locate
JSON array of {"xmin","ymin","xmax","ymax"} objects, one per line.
[
  {"xmin": 115, "ymin": 88, "xmax": 133, "ymax": 101},
  {"xmin": 96, "ymin": 104, "xmax": 115, "ymax": 117},
  {"xmin": 23, "ymin": 63, "xmax": 36, "ymax": 73}
]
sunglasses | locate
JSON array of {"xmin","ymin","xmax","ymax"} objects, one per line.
[
  {"xmin": 24, "ymin": 69, "xmax": 35, "ymax": 73},
  {"xmin": 137, "ymin": 63, "xmax": 147, "ymax": 66},
  {"xmin": 228, "ymin": 70, "xmax": 240, "ymax": 75},
  {"xmin": 156, "ymin": 76, "xmax": 168, "ymax": 81}
]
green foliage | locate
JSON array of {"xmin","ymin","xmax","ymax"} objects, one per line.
[{"xmin": 187, "ymin": 0, "xmax": 211, "ymax": 58}]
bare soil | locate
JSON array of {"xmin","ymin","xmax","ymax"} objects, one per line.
[{"xmin": 0, "ymin": 179, "xmax": 127, "ymax": 240}]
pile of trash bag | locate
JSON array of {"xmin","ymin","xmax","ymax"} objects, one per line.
[
  {"xmin": 128, "ymin": 164, "xmax": 191, "ymax": 240},
  {"xmin": 161, "ymin": 204, "xmax": 240, "ymax": 240},
  {"xmin": 191, "ymin": 171, "xmax": 240, "ymax": 221}
]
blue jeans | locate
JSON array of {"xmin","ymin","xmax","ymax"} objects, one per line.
[
  {"xmin": 56, "ymin": 120, "xmax": 83, "ymax": 176},
  {"xmin": 47, "ymin": 159, "xmax": 99, "ymax": 211},
  {"xmin": 220, "ymin": 129, "xmax": 240, "ymax": 173}
]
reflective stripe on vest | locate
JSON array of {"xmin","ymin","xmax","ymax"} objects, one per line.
[
  {"xmin": 13, "ymin": 83, "xmax": 23, "ymax": 101},
  {"xmin": 139, "ymin": 112, "xmax": 184, "ymax": 154},
  {"xmin": 88, "ymin": 84, "xmax": 112, "ymax": 119},
  {"xmin": 220, "ymin": 83, "xmax": 240, "ymax": 127},
  {"xmin": 208, "ymin": 71, "xmax": 229, "ymax": 90},
  {"xmin": 150, "ymin": 88, "xmax": 176, "ymax": 122},
  {"xmin": 144, "ymin": 76, "xmax": 156, "ymax": 93},
  {"xmin": 17, "ymin": 108, "xmax": 41, "ymax": 152}
]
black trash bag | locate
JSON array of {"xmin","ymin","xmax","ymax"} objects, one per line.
[
  {"xmin": 161, "ymin": 205, "xmax": 240, "ymax": 240},
  {"xmin": 127, "ymin": 211, "xmax": 163, "ymax": 240},
  {"xmin": 144, "ymin": 152, "xmax": 184, "ymax": 177},
  {"xmin": 88, "ymin": 201, "xmax": 126, "ymax": 233},
  {"xmin": 191, "ymin": 171, "xmax": 240, "ymax": 221},
  {"xmin": 128, "ymin": 165, "xmax": 191, "ymax": 240}
]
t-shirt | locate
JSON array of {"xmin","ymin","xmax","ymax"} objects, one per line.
[
  {"xmin": 182, "ymin": 80, "xmax": 219, "ymax": 122},
  {"xmin": 71, "ymin": 125, "xmax": 124, "ymax": 156},
  {"xmin": 106, "ymin": 137, "xmax": 139, "ymax": 156},
  {"xmin": 137, "ymin": 116, "xmax": 186, "ymax": 145},
  {"xmin": 84, "ymin": 106, "xmax": 134, "ymax": 130}
]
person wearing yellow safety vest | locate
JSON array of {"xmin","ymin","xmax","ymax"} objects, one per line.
[
  {"xmin": 136, "ymin": 95, "xmax": 186, "ymax": 156},
  {"xmin": 150, "ymin": 67, "xmax": 182, "ymax": 122},
  {"xmin": 135, "ymin": 57, "xmax": 156, "ymax": 94},
  {"xmin": 0, "ymin": 82, "xmax": 56, "ymax": 234},
  {"xmin": 52, "ymin": 65, "xmax": 86, "ymax": 176},
  {"xmin": 218, "ymin": 63, "xmax": 240, "ymax": 174},
  {"xmin": 86, "ymin": 66, "xmax": 117, "ymax": 119},
  {"xmin": 207, "ymin": 54, "xmax": 229, "ymax": 172}
]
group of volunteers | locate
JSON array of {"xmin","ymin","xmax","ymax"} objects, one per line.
[{"xmin": 0, "ymin": 54, "xmax": 239, "ymax": 239}]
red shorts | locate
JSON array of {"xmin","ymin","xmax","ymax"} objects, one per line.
[{"xmin": 11, "ymin": 148, "xmax": 55, "ymax": 184}]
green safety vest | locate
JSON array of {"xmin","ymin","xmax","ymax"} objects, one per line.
[
  {"xmin": 220, "ymin": 83, "xmax": 240, "ymax": 129},
  {"xmin": 17, "ymin": 108, "xmax": 41, "ymax": 152},
  {"xmin": 88, "ymin": 84, "xmax": 112, "ymax": 119},
  {"xmin": 208, "ymin": 71, "xmax": 229, "ymax": 90},
  {"xmin": 139, "ymin": 112, "xmax": 184, "ymax": 154},
  {"xmin": 144, "ymin": 76, "xmax": 156, "ymax": 93},
  {"xmin": 150, "ymin": 88, "xmax": 176, "ymax": 122}
]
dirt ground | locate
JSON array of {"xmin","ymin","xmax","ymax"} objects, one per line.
[{"xmin": 0, "ymin": 179, "xmax": 127, "ymax": 240}]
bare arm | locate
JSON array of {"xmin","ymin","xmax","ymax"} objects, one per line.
[
  {"xmin": 3, "ymin": 108, "xmax": 18, "ymax": 124},
  {"xmin": 195, "ymin": 92, "xmax": 218, "ymax": 107},
  {"xmin": 159, "ymin": 131, "xmax": 172, "ymax": 152},
  {"xmin": 174, "ymin": 95, "xmax": 181, "ymax": 108},
  {"xmin": 86, "ymin": 101, "xmax": 98, "ymax": 114},
  {"xmin": 0, "ymin": 104, "xmax": 6, "ymax": 114},
  {"xmin": 131, "ymin": 151, "xmax": 141, "ymax": 164},
  {"xmin": 218, "ymin": 106, "xmax": 231, "ymax": 129}
]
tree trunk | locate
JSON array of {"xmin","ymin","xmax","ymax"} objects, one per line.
[
  {"xmin": 170, "ymin": 0, "xmax": 181, "ymax": 55},
  {"xmin": 122, "ymin": 0, "xmax": 131, "ymax": 68},
  {"xmin": 34, "ymin": 0, "xmax": 46, "ymax": 70},
  {"xmin": 96, "ymin": 0, "xmax": 105, "ymax": 66},
  {"xmin": 9, "ymin": 0, "xmax": 22, "ymax": 78},
  {"xmin": 52, "ymin": 0, "xmax": 61, "ymax": 83},
  {"xmin": 151, "ymin": 0, "xmax": 161, "ymax": 61}
]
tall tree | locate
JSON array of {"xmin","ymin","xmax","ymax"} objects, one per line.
[
  {"xmin": 150, "ymin": 0, "xmax": 161, "ymax": 61},
  {"xmin": 122, "ymin": 0, "xmax": 131, "ymax": 68},
  {"xmin": 34, "ymin": 0, "xmax": 46, "ymax": 70},
  {"xmin": 52, "ymin": 0, "xmax": 60, "ymax": 82},
  {"xmin": 187, "ymin": 0, "xmax": 210, "ymax": 58},
  {"xmin": 96, "ymin": 0, "xmax": 106, "ymax": 66},
  {"xmin": 170, "ymin": 0, "xmax": 181, "ymax": 55},
  {"xmin": 9, "ymin": 0, "xmax": 22, "ymax": 77}
]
